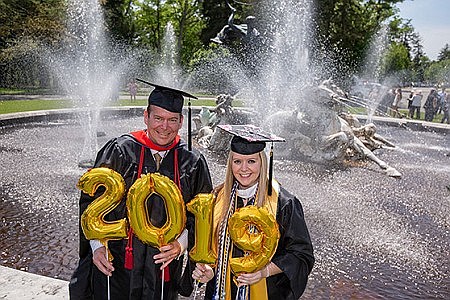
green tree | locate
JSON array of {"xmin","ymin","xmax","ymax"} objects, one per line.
[
  {"xmin": 0, "ymin": 0, "xmax": 66, "ymax": 88},
  {"xmin": 313, "ymin": 0, "xmax": 404, "ymax": 79},
  {"xmin": 101, "ymin": 0, "xmax": 136, "ymax": 44},
  {"xmin": 437, "ymin": 44, "xmax": 450, "ymax": 61},
  {"xmin": 424, "ymin": 59, "xmax": 450, "ymax": 86},
  {"xmin": 132, "ymin": 0, "xmax": 203, "ymax": 66},
  {"xmin": 166, "ymin": 0, "xmax": 204, "ymax": 66},
  {"xmin": 381, "ymin": 42, "xmax": 410, "ymax": 81}
]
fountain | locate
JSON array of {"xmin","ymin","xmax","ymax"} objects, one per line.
[
  {"xmin": 0, "ymin": 0, "xmax": 449, "ymax": 299},
  {"xmin": 44, "ymin": 0, "xmax": 138, "ymax": 167},
  {"xmin": 154, "ymin": 22, "xmax": 184, "ymax": 88}
]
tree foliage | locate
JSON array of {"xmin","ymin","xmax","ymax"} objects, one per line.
[
  {"xmin": 437, "ymin": 44, "xmax": 450, "ymax": 61},
  {"xmin": 1, "ymin": 0, "xmax": 448, "ymax": 89}
]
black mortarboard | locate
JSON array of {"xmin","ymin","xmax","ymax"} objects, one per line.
[
  {"xmin": 217, "ymin": 124, "xmax": 285, "ymax": 195},
  {"xmin": 136, "ymin": 78, "xmax": 198, "ymax": 150}
]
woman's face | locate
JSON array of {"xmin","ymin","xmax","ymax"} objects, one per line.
[{"xmin": 231, "ymin": 152, "xmax": 261, "ymax": 189}]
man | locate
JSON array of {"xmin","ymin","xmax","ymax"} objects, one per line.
[{"xmin": 69, "ymin": 82, "xmax": 213, "ymax": 299}]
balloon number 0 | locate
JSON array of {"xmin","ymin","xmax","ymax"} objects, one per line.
[
  {"xmin": 78, "ymin": 168, "xmax": 280, "ymax": 270},
  {"xmin": 127, "ymin": 173, "xmax": 186, "ymax": 248}
]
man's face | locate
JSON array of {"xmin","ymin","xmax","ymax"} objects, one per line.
[{"xmin": 144, "ymin": 105, "xmax": 183, "ymax": 146}]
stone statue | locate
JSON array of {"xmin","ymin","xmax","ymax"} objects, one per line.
[
  {"xmin": 211, "ymin": 1, "xmax": 259, "ymax": 45},
  {"xmin": 263, "ymin": 80, "xmax": 402, "ymax": 177},
  {"xmin": 193, "ymin": 94, "xmax": 252, "ymax": 150}
]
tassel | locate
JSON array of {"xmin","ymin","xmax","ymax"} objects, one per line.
[
  {"xmin": 268, "ymin": 143, "xmax": 274, "ymax": 196},
  {"xmin": 124, "ymin": 228, "xmax": 134, "ymax": 270},
  {"xmin": 164, "ymin": 266, "xmax": 170, "ymax": 282},
  {"xmin": 159, "ymin": 266, "xmax": 171, "ymax": 282}
]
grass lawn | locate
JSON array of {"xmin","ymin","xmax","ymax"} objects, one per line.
[
  {"xmin": 0, "ymin": 96, "xmax": 446, "ymax": 124},
  {"xmin": 0, "ymin": 99, "xmax": 74, "ymax": 114},
  {"xmin": 0, "ymin": 98, "xmax": 220, "ymax": 114}
]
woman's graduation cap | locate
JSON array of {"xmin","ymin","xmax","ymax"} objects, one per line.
[
  {"xmin": 217, "ymin": 124, "xmax": 285, "ymax": 195},
  {"xmin": 136, "ymin": 78, "xmax": 198, "ymax": 150}
]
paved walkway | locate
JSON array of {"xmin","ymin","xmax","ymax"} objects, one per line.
[{"xmin": 0, "ymin": 266, "xmax": 68, "ymax": 299}]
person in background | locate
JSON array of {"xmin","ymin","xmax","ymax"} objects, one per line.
[
  {"xmin": 424, "ymin": 88, "xmax": 439, "ymax": 122},
  {"xmin": 128, "ymin": 79, "xmax": 138, "ymax": 101},
  {"xmin": 441, "ymin": 93, "xmax": 450, "ymax": 124},
  {"xmin": 192, "ymin": 125, "xmax": 314, "ymax": 300},
  {"xmin": 409, "ymin": 90, "xmax": 422, "ymax": 119},
  {"xmin": 407, "ymin": 89, "xmax": 414, "ymax": 109},
  {"xmin": 437, "ymin": 88, "xmax": 447, "ymax": 115},
  {"xmin": 69, "ymin": 82, "xmax": 213, "ymax": 300},
  {"xmin": 390, "ymin": 88, "xmax": 402, "ymax": 118}
]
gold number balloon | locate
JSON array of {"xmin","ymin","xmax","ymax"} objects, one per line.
[
  {"xmin": 78, "ymin": 167, "xmax": 128, "ymax": 242},
  {"xmin": 228, "ymin": 206, "xmax": 280, "ymax": 275},
  {"xmin": 126, "ymin": 173, "xmax": 186, "ymax": 248},
  {"xmin": 186, "ymin": 193, "xmax": 217, "ymax": 264}
]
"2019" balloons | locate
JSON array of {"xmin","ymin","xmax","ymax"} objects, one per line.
[{"xmin": 78, "ymin": 167, "xmax": 280, "ymax": 273}]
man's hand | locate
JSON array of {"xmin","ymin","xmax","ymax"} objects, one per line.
[
  {"xmin": 153, "ymin": 240, "xmax": 181, "ymax": 270},
  {"xmin": 92, "ymin": 246, "xmax": 114, "ymax": 276}
]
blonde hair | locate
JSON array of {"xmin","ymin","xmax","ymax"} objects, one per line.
[{"xmin": 216, "ymin": 150, "xmax": 269, "ymax": 227}]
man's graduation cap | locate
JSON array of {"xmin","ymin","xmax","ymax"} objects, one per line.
[
  {"xmin": 217, "ymin": 124, "xmax": 285, "ymax": 195},
  {"xmin": 136, "ymin": 78, "xmax": 197, "ymax": 150}
]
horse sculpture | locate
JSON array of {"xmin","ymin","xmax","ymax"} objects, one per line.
[{"xmin": 263, "ymin": 81, "xmax": 401, "ymax": 177}]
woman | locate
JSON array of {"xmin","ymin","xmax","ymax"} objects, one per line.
[
  {"xmin": 192, "ymin": 125, "xmax": 315, "ymax": 300},
  {"xmin": 390, "ymin": 88, "xmax": 402, "ymax": 118}
]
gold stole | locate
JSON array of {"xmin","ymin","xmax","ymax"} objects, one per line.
[{"xmin": 213, "ymin": 180, "xmax": 280, "ymax": 300}]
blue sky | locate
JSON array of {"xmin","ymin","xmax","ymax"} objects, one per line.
[{"xmin": 396, "ymin": 0, "xmax": 450, "ymax": 60}]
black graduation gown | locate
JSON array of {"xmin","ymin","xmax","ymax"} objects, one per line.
[
  {"xmin": 69, "ymin": 133, "xmax": 213, "ymax": 300},
  {"xmin": 204, "ymin": 186, "xmax": 314, "ymax": 300}
]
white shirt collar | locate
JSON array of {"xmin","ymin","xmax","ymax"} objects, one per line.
[{"xmin": 237, "ymin": 183, "xmax": 258, "ymax": 199}]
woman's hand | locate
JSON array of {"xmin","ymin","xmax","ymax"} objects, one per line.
[
  {"xmin": 92, "ymin": 246, "xmax": 114, "ymax": 276},
  {"xmin": 236, "ymin": 263, "xmax": 281, "ymax": 287},
  {"xmin": 192, "ymin": 263, "xmax": 214, "ymax": 283},
  {"xmin": 235, "ymin": 268, "xmax": 266, "ymax": 287}
]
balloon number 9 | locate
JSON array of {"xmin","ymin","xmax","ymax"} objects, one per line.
[
  {"xmin": 127, "ymin": 173, "xmax": 186, "ymax": 248},
  {"xmin": 228, "ymin": 206, "xmax": 280, "ymax": 275},
  {"xmin": 78, "ymin": 167, "xmax": 128, "ymax": 242}
]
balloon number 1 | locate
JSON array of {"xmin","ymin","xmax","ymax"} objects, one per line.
[{"xmin": 186, "ymin": 193, "xmax": 217, "ymax": 264}]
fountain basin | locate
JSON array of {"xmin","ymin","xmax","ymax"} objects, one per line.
[{"xmin": 0, "ymin": 109, "xmax": 448, "ymax": 299}]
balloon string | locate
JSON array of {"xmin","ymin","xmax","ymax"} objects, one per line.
[
  {"xmin": 106, "ymin": 244, "xmax": 110, "ymax": 300},
  {"xmin": 161, "ymin": 268, "xmax": 164, "ymax": 300}
]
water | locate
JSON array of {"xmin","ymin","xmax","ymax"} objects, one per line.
[
  {"xmin": 0, "ymin": 113, "xmax": 448, "ymax": 299},
  {"xmin": 43, "ymin": 0, "xmax": 137, "ymax": 164}
]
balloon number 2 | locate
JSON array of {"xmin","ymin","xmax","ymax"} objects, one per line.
[
  {"xmin": 78, "ymin": 167, "xmax": 280, "ymax": 270},
  {"xmin": 78, "ymin": 167, "xmax": 128, "ymax": 242}
]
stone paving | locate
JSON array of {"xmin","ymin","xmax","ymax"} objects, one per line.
[{"xmin": 0, "ymin": 265, "xmax": 68, "ymax": 299}]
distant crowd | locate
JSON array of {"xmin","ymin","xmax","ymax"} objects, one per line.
[{"xmin": 376, "ymin": 87, "xmax": 449, "ymax": 124}]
